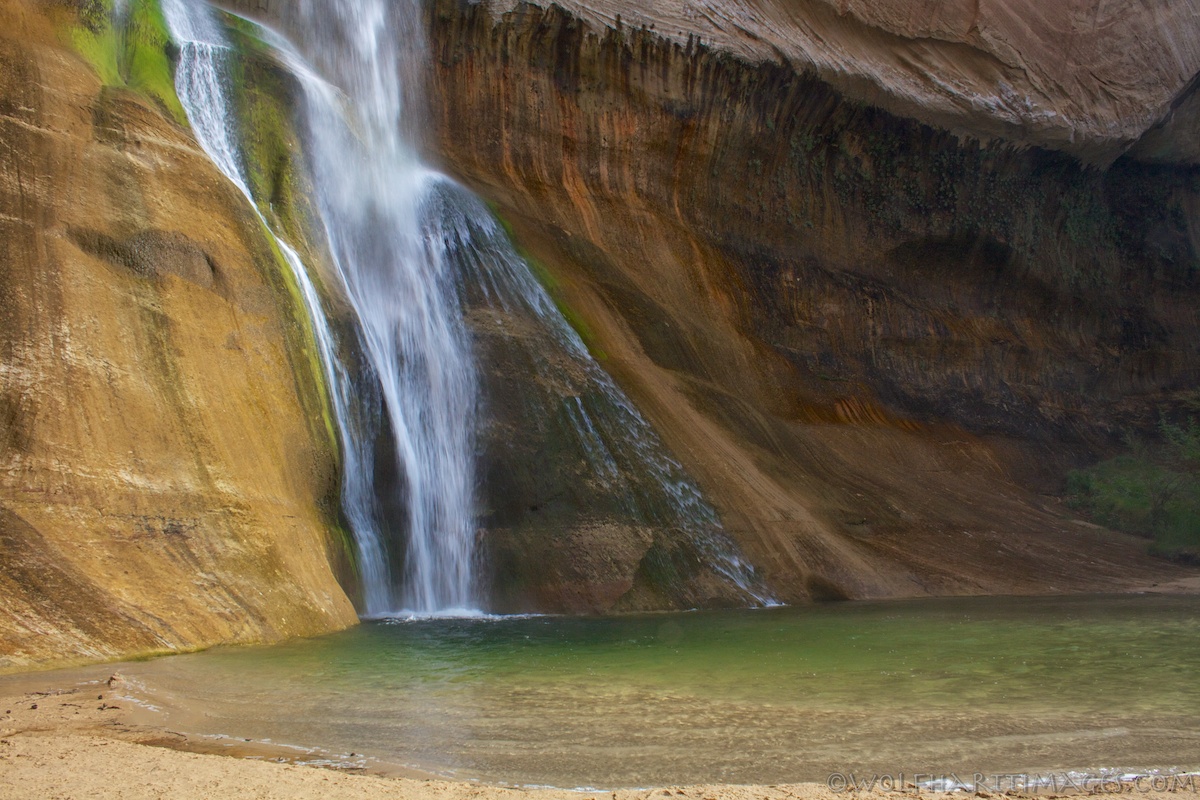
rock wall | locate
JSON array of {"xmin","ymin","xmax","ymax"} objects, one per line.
[
  {"xmin": 479, "ymin": 0, "xmax": 1200, "ymax": 166},
  {"xmin": 230, "ymin": 0, "xmax": 1200, "ymax": 164},
  {"xmin": 170, "ymin": 0, "xmax": 1200, "ymax": 602},
  {"xmin": 424, "ymin": 0, "xmax": 1199, "ymax": 600},
  {"xmin": 0, "ymin": 0, "xmax": 358, "ymax": 672}
]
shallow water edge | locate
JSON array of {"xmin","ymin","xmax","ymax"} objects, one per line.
[{"xmin": 2, "ymin": 592, "xmax": 1198, "ymax": 789}]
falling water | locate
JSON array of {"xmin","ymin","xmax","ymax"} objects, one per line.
[
  {"xmin": 288, "ymin": 0, "xmax": 479, "ymax": 616},
  {"xmin": 161, "ymin": 0, "xmax": 401, "ymax": 614},
  {"xmin": 421, "ymin": 183, "xmax": 773, "ymax": 604},
  {"xmin": 164, "ymin": 0, "xmax": 772, "ymax": 613}
]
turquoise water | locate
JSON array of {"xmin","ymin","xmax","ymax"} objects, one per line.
[{"xmin": 119, "ymin": 594, "xmax": 1200, "ymax": 787}]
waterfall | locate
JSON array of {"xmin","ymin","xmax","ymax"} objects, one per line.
[
  {"xmin": 163, "ymin": 0, "xmax": 774, "ymax": 614},
  {"xmin": 165, "ymin": 0, "xmax": 481, "ymax": 617},
  {"xmin": 288, "ymin": 1, "xmax": 479, "ymax": 616},
  {"xmin": 161, "ymin": 0, "xmax": 411, "ymax": 615},
  {"xmin": 421, "ymin": 184, "xmax": 774, "ymax": 605}
]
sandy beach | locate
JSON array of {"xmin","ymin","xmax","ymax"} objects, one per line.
[
  {"xmin": 1, "ymin": 664, "xmax": 1197, "ymax": 800},
  {"xmin": 0, "ymin": 673, "xmax": 849, "ymax": 800}
]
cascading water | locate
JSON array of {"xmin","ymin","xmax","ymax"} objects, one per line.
[
  {"xmin": 422, "ymin": 184, "xmax": 773, "ymax": 604},
  {"xmin": 164, "ymin": 0, "xmax": 478, "ymax": 616},
  {"xmin": 164, "ymin": 0, "xmax": 774, "ymax": 613},
  {"xmin": 288, "ymin": 0, "xmax": 479, "ymax": 616},
  {"xmin": 162, "ymin": 0, "xmax": 404, "ymax": 615}
]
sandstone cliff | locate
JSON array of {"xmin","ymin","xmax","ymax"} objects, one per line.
[
  {"xmin": 7, "ymin": 0, "xmax": 1193, "ymax": 642},
  {"xmin": 424, "ymin": 0, "xmax": 1200, "ymax": 601},
  {"xmin": 484, "ymin": 0, "xmax": 1200, "ymax": 166},
  {"xmin": 218, "ymin": 20, "xmax": 767, "ymax": 614},
  {"xmin": 0, "ymin": 0, "xmax": 357, "ymax": 672},
  {"xmin": 215, "ymin": 0, "xmax": 1200, "ymax": 603}
]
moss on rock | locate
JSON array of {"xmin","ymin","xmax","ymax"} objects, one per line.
[{"xmin": 59, "ymin": 0, "xmax": 187, "ymax": 124}]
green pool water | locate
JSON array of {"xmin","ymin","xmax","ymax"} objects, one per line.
[{"xmin": 115, "ymin": 594, "xmax": 1200, "ymax": 787}]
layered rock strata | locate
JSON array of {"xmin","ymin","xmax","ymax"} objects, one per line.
[
  {"xmin": 81, "ymin": 0, "xmax": 1200, "ymax": 608},
  {"xmin": 481, "ymin": 0, "xmax": 1200, "ymax": 166},
  {"xmin": 423, "ymin": 0, "xmax": 1200, "ymax": 600}
]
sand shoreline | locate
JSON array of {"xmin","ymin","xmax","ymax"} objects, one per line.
[
  {"xmin": 4, "ymin": 585, "xmax": 1200, "ymax": 798},
  {"xmin": 0, "ymin": 673, "xmax": 844, "ymax": 800},
  {"xmin": 1, "ymin": 665, "xmax": 1198, "ymax": 800}
]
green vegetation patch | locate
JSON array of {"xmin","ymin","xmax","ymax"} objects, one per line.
[
  {"xmin": 122, "ymin": 0, "xmax": 184, "ymax": 121},
  {"xmin": 255, "ymin": 215, "xmax": 341, "ymax": 469},
  {"xmin": 62, "ymin": 0, "xmax": 188, "ymax": 125},
  {"xmin": 222, "ymin": 19, "xmax": 314, "ymax": 245},
  {"xmin": 1068, "ymin": 417, "xmax": 1200, "ymax": 564},
  {"xmin": 234, "ymin": 68, "xmax": 305, "ymax": 238},
  {"xmin": 217, "ymin": 22, "xmax": 341, "ymax": 467}
]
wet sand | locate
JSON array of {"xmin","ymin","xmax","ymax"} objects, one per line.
[
  {"xmin": 0, "ymin": 673, "xmax": 847, "ymax": 800},
  {"xmin": 0, "ymin": 666, "xmax": 1196, "ymax": 800}
]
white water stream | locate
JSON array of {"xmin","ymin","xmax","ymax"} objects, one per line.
[{"xmin": 162, "ymin": 0, "xmax": 405, "ymax": 614}]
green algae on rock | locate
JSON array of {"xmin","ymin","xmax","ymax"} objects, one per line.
[{"xmin": 58, "ymin": 0, "xmax": 188, "ymax": 124}]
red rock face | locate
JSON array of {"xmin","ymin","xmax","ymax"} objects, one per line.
[
  {"xmin": 212, "ymin": 0, "xmax": 1200, "ymax": 603},
  {"xmin": 480, "ymin": 0, "xmax": 1200, "ymax": 165},
  {"xmin": 424, "ymin": 0, "xmax": 1200, "ymax": 601}
]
